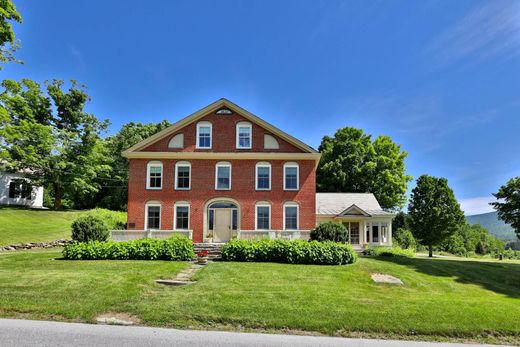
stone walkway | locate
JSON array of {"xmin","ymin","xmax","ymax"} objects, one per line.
[{"xmin": 155, "ymin": 261, "xmax": 207, "ymax": 286}]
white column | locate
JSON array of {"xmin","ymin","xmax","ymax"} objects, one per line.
[
  {"xmin": 369, "ymin": 221, "xmax": 373, "ymax": 244},
  {"xmin": 388, "ymin": 220, "xmax": 393, "ymax": 246},
  {"xmin": 378, "ymin": 222, "xmax": 382, "ymax": 245}
]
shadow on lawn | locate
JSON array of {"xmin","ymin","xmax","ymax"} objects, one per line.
[{"xmin": 375, "ymin": 256, "xmax": 520, "ymax": 298}]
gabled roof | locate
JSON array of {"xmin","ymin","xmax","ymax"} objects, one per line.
[
  {"xmin": 316, "ymin": 193, "xmax": 394, "ymax": 217},
  {"xmin": 123, "ymin": 98, "xmax": 318, "ymax": 156}
]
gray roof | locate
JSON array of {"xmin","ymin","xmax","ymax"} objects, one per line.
[{"xmin": 316, "ymin": 193, "xmax": 394, "ymax": 217}]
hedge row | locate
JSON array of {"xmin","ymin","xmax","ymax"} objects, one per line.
[
  {"xmin": 363, "ymin": 246, "xmax": 415, "ymax": 258},
  {"xmin": 221, "ymin": 239, "xmax": 357, "ymax": 265},
  {"xmin": 62, "ymin": 236, "xmax": 195, "ymax": 261}
]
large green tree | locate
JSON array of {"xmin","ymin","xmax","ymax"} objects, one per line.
[
  {"xmin": 317, "ymin": 127, "xmax": 411, "ymax": 209},
  {"xmin": 0, "ymin": 79, "xmax": 109, "ymax": 209},
  {"xmin": 97, "ymin": 121, "xmax": 171, "ymax": 211},
  {"xmin": 408, "ymin": 175, "xmax": 465, "ymax": 257},
  {"xmin": 0, "ymin": 0, "xmax": 22, "ymax": 68},
  {"xmin": 491, "ymin": 177, "xmax": 520, "ymax": 240}
]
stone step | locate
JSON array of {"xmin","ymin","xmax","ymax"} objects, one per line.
[{"xmin": 194, "ymin": 243, "xmax": 223, "ymax": 260}]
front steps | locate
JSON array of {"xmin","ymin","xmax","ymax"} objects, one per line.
[{"xmin": 193, "ymin": 243, "xmax": 223, "ymax": 260}]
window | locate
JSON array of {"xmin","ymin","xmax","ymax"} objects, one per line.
[
  {"xmin": 236, "ymin": 121, "xmax": 252, "ymax": 149},
  {"xmin": 168, "ymin": 133, "xmax": 184, "ymax": 148},
  {"xmin": 283, "ymin": 202, "xmax": 299, "ymax": 230},
  {"xmin": 8, "ymin": 180, "xmax": 32, "ymax": 199},
  {"xmin": 283, "ymin": 162, "xmax": 299, "ymax": 190},
  {"xmin": 372, "ymin": 224, "xmax": 379, "ymax": 243},
  {"xmin": 175, "ymin": 161, "xmax": 191, "ymax": 190},
  {"xmin": 145, "ymin": 202, "xmax": 161, "ymax": 230},
  {"xmin": 174, "ymin": 203, "xmax": 190, "ymax": 230},
  {"xmin": 255, "ymin": 162, "xmax": 271, "ymax": 190},
  {"xmin": 196, "ymin": 121, "xmax": 212, "ymax": 149},
  {"xmin": 256, "ymin": 203, "xmax": 271, "ymax": 230},
  {"xmin": 146, "ymin": 161, "xmax": 163, "ymax": 189},
  {"xmin": 215, "ymin": 161, "xmax": 231, "ymax": 190}
]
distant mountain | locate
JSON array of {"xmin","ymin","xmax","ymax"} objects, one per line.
[{"xmin": 466, "ymin": 211, "xmax": 516, "ymax": 240}]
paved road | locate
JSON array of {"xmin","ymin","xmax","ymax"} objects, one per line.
[{"xmin": 0, "ymin": 319, "xmax": 510, "ymax": 347}]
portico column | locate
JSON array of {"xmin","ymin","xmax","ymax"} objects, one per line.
[
  {"xmin": 369, "ymin": 221, "xmax": 373, "ymax": 244},
  {"xmin": 378, "ymin": 222, "xmax": 382, "ymax": 245},
  {"xmin": 388, "ymin": 220, "xmax": 393, "ymax": 246}
]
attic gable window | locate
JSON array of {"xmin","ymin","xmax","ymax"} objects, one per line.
[
  {"xmin": 196, "ymin": 121, "xmax": 212, "ymax": 149},
  {"xmin": 215, "ymin": 107, "xmax": 233, "ymax": 115},
  {"xmin": 236, "ymin": 121, "xmax": 252, "ymax": 149}
]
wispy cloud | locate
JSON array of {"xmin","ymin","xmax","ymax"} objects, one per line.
[
  {"xmin": 67, "ymin": 44, "xmax": 86, "ymax": 72},
  {"xmin": 428, "ymin": 1, "xmax": 520, "ymax": 64},
  {"xmin": 460, "ymin": 196, "xmax": 496, "ymax": 216}
]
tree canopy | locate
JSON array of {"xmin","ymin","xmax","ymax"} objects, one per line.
[
  {"xmin": 491, "ymin": 177, "xmax": 520, "ymax": 240},
  {"xmin": 408, "ymin": 174, "xmax": 465, "ymax": 257},
  {"xmin": 0, "ymin": 79, "xmax": 109, "ymax": 209},
  {"xmin": 0, "ymin": 0, "xmax": 22, "ymax": 68},
  {"xmin": 317, "ymin": 127, "xmax": 411, "ymax": 209}
]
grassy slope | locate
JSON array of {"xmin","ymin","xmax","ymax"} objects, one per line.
[
  {"xmin": 0, "ymin": 250, "xmax": 518, "ymax": 344},
  {"xmin": 0, "ymin": 207, "xmax": 84, "ymax": 245}
]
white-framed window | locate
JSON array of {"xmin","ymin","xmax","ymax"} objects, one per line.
[
  {"xmin": 175, "ymin": 161, "xmax": 191, "ymax": 190},
  {"xmin": 174, "ymin": 202, "xmax": 190, "ymax": 230},
  {"xmin": 215, "ymin": 161, "xmax": 232, "ymax": 190},
  {"xmin": 146, "ymin": 161, "xmax": 163, "ymax": 189},
  {"xmin": 283, "ymin": 202, "xmax": 299, "ymax": 230},
  {"xmin": 283, "ymin": 162, "xmax": 299, "ymax": 190},
  {"xmin": 145, "ymin": 201, "xmax": 161, "ymax": 230},
  {"xmin": 196, "ymin": 121, "xmax": 212, "ymax": 149},
  {"xmin": 255, "ymin": 162, "xmax": 271, "ymax": 190},
  {"xmin": 236, "ymin": 121, "xmax": 252, "ymax": 149},
  {"xmin": 255, "ymin": 202, "xmax": 271, "ymax": 230}
]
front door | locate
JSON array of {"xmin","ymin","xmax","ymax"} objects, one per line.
[{"xmin": 213, "ymin": 209, "xmax": 231, "ymax": 243}]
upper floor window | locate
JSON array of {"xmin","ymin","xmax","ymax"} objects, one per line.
[
  {"xmin": 215, "ymin": 161, "xmax": 232, "ymax": 190},
  {"xmin": 146, "ymin": 161, "xmax": 163, "ymax": 189},
  {"xmin": 256, "ymin": 202, "xmax": 271, "ymax": 230},
  {"xmin": 174, "ymin": 202, "xmax": 190, "ymax": 230},
  {"xmin": 283, "ymin": 202, "xmax": 299, "ymax": 230},
  {"xmin": 175, "ymin": 161, "xmax": 191, "ymax": 190},
  {"xmin": 196, "ymin": 121, "xmax": 212, "ymax": 149},
  {"xmin": 145, "ymin": 201, "xmax": 161, "ymax": 230},
  {"xmin": 255, "ymin": 162, "xmax": 271, "ymax": 190},
  {"xmin": 236, "ymin": 121, "xmax": 252, "ymax": 149},
  {"xmin": 283, "ymin": 162, "xmax": 299, "ymax": 190}
]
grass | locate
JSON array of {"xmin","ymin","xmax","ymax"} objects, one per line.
[
  {"xmin": 0, "ymin": 206, "xmax": 84, "ymax": 245},
  {"xmin": 0, "ymin": 249, "xmax": 519, "ymax": 344}
]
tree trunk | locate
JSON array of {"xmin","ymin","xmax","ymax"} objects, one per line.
[
  {"xmin": 428, "ymin": 244, "xmax": 433, "ymax": 258},
  {"xmin": 53, "ymin": 183, "xmax": 62, "ymax": 210}
]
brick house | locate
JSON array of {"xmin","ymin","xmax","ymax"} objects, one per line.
[{"xmin": 116, "ymin": 99, "xmax": 393, "ymax": 248}]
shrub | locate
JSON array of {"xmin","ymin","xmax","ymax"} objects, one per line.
[
  {"xmin": 363, "ymin": 246, "xmax": 415, "ymax": 258},
  {"xmin": 62, "ymin": 236, "xmax": 195, "ymax": 261},
  {"xmin": 221, "ymin": 239, "xmax": 357, "ymax": 265},
  {"xmin": 71, "ymin": 215, "xmax": 109, "ymax": 242},
  {"xmin": 310, "ymin": 222, "xmax": 348, "ymax": 243},
  {"xmin": 393, "ymin": 228, "xmax": 417, "ymax": 250},
  {"xmin": 84, "ymin": 208, "xmax": 126, "ymax": 230}
]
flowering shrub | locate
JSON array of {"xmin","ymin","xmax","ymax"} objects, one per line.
[{"xmin": 197, "ymin": 250, "xmax": 209, "ymax": 257}]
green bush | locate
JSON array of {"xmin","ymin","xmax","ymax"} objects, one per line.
[
  {"xmin": 363, "ymin": 246, "xmax": 415, "ymax": 258},
  {"xmin": 84, "ymin": 208, "xmax": 126, "ymax": 230},
  {"xmin": 71, "ymin": 215, "xmax": 109, "ymax": 242},
  {"xmin": 310, "ymin": 222, "xmax": 348, "ymax": 243},
  {"xmin": 393, "ymin": 228, "xmax": 417, "ymax": 250},
  {"xmin": 221, "ymin": 239, "xmax": 357, "ymax": 265},
  {"xmin": 62, "ymin": 236, "xmax": 195, "ymax": 261}
]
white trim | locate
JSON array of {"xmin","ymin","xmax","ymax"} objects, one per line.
[
  {"xmin": 196, "ymin": 121, "xmax": 212, "ymax": 149},
  {"xmin": 283, "ymin": 162, "xmax": 299, "ymax": 191},
  {"xmin": 174, "ymin": 201, "xmax": 190, "ymax": 230},
  {"xmin": 255, "ymin": 202, "xmax": 271, "ymax": 230},
  {"xmin": 174, "ymin": 161, "xmax": 191, "ymax": 190},
  {"xmin": 215, "ymin": 161, "xmax": 232, "ymax": 190},
  {"xmin": 283, "ymin": 202, "xmax": 299, "ymax": 230},
  {"xmin": 255, "ymin": 162, "xmax": 271, "ymax": 191},
  {"xmin": 146, "ymin": 161, "xmax": 163, "ymax": 190},
  {"xmin": 236, "ymin": 121, "xmax": 252, "ymax": 149},
  {"xmin": 125, "ymin": 151, "xmax": 320, "ymax": 161},
  {"xmin": 145, "ymin": 201, "xmax": 161, "ymax": 230}
]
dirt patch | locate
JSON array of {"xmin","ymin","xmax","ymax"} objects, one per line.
[
  {"xmin": 95, "ymin": 312, "xmax": 141, "ymax": 326},
  {"xmin": 371, "ymin": 273, "xmax": 403, "ymax": 285}
]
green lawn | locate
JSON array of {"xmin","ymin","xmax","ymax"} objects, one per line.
[
  {"xmin": 0, "ymin": 207, "xmax": 85, "ymax": 245},
  {"xmin": 0, "ymin": 249, "xmax": 519, "ymax": 344}
]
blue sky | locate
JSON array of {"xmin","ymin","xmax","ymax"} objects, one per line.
[{"xmin": 3, "ymin": 0, "xmax": 520, "ymax": 214}]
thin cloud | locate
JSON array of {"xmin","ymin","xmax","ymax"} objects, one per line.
[
  {"xmin": 67, "ymin": 44, "xmax": 86, "ymax": 72},
  {"xmin": 460, "ymin": 196, "xmax": 496, "ymax": 216},
  {"xmin": 428, "ymin": 1, "xmax": 520, "ymax": 64}
]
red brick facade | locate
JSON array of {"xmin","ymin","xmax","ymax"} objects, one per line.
[{"xmin": 126, "ymin": 103, "xmax": 318, "ymax": 243}]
